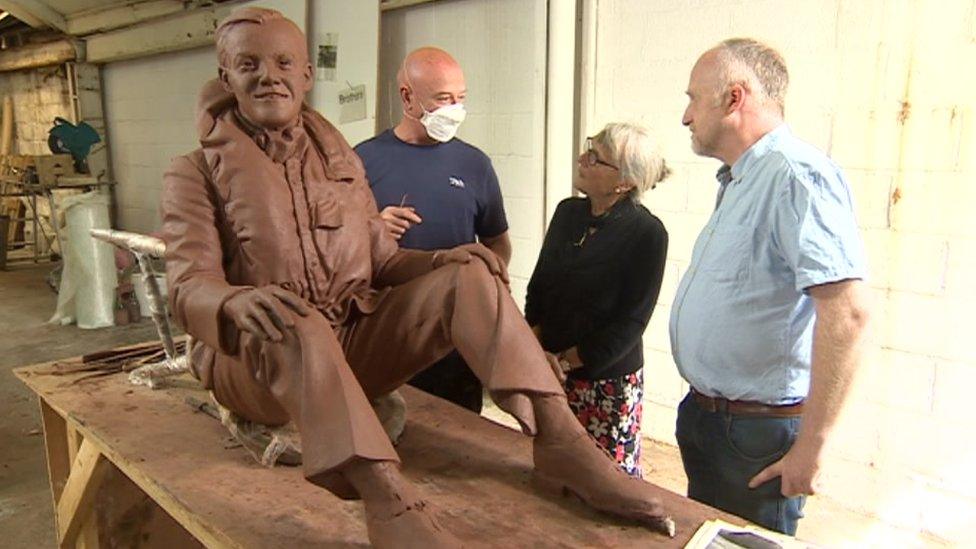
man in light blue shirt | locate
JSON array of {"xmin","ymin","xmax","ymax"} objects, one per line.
[{"xmin": 670, "ymin": 38, "xmax": 871, "ymax": 534}]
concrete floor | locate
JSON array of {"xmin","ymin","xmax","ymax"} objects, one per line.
[
  {"xmin": 0, "ymin": 263, "xmax": 943, "ymax": 547},
  {"xmin": 0, "ymin": 263, "xmax": 159, "ymax": 548}
]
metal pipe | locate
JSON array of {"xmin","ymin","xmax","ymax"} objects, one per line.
[
  {"xmin": 89, "ymin": 228, "xmax": 165, "ymax": 257},
  {"xmin": 135, "ymin": 252, "xmax": 176, "ymax": 360}
]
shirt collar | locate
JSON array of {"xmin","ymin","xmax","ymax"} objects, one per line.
[
  {"xmin": 586, "ymin": 197, "xmax": 637, "ymax": 228},
  {"xmin": 715, "ymin": 123, "xmax": 790, "ymax": 185},
  {"xmin": 233, "ymin": 109, "xmax": 309, "ymax": 164}
]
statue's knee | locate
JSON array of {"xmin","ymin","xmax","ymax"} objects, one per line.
[
  {"xmin": 277, "ymin": 309, "xmax": 335, "ymax": 351},
  {"xmin": 455, "ymin": 258, "xmax": 494, "ymax": 283}
]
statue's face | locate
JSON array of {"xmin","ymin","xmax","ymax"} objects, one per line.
[{"xmin": 218, "ymin": 19, "xmax": 312, "ymax": 130}]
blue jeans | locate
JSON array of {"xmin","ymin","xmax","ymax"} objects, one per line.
[{"xmin": 675, "ymin": 392, "xmax": 806, "ymax": 535}]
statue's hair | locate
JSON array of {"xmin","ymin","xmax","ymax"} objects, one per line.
[{"xmin": 215, "ymin": 7, "xmax": 304, "ymax": 67}]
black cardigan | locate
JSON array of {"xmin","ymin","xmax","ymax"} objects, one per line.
[{"xmin": 525, "ymin": 197, "xmax": 668, "ymax": 380}]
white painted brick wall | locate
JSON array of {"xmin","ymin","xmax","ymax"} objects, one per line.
[
  {"xmin": 592, "ymin": 0, "xmax": 976, "ymax": 543},
  {"xmin": 103, "ymin": 46, "xmax": 217, "ymax": 234},
  {"xmin": 0, "ymin": 66, "xmax": 73, "ymax": 155},
  {"xmin": 377, "ymin": 0, "xmax": 547, "ymax": 303}
]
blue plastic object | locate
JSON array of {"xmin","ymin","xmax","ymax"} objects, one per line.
[{"xmin": 48, "ymin": 117, "xmax": 101, "ymax": 172}]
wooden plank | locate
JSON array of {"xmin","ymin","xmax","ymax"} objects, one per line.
[
  {"xmin": 64, "ymin": 427, "xmax": 99, "ymax": 549},
  {"xmin": 15, "ymin": 350, "xmax": 747, "ymax": 548},
  {"xmin": 84, "ymin": 4, "xmax": 236, "ymax": 64},
  {"xmin": 380, "ymin": 0, "xmax": 443, "ymax": 12},
  {"xmin": 66, "ymin": 424, "xmax": 82, "ymax": 463},
  {"xmin": 77, "ymin": 523, "xmax": 99, "ymax": 549},
  {"xmin": 94, "ymin": 462, "xmax": 204, "ymax": 548},
  {"xmin": 39, "ymin": 398, "xmax": 70, "ymax": 509},
  {"xmin": 56, "ymin": 439, "xmax": 110, "ymax": 548},
  {"xmin": 0, "ymin": 38, "xmax": 80, "ymax": 72},
  {"xmin": 0, "ymin": 0, "xmax": 67, "ymax": 31},
  {"xmin": 66, "ymin": 0, "xmax": 185, "ymax": 36}
]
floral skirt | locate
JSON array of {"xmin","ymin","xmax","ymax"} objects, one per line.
[{"xmin": 564, "ymin": 369, "xmax": 644, "ymax": 477}]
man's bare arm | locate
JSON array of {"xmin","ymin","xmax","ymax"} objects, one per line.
[
  {"xmin": 749, "ymin": 278, "xmax": 871, "ymax": 496},
  {"xmin": 480, "ymin": 231, "xmax": 512, "ymax": 266}
]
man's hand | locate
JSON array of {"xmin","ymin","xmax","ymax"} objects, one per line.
[
  {"xmin": 221, "ymin": 286, "xmax": 311, "ymax": 342},
  {"xmin": 433, "ymin": 243, "xmax": 510, "ymax": 285},
  {"xmin": 747, "ymin": 279, "xmax": 869, "ymax": 498},
  {"xmin": 544, "ymin": 352, "xmax": 567, "ymax": 383},
  {"xmin": 748, "ymin": 440, "xmax": 822, "ymax": 497},
  {"xmin": 379, "ymin": 206, "xmax": 422, "ymax": 240}
]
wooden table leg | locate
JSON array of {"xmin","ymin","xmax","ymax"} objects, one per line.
[
  {"xmin": 57, "ymin": 438, "xmax": 110, "ymax": 548},
  {"xmin": 39, "ymin": 399, "xmax": 70, "ymax": 517},
  {"xmin": 40, "ymin": 399, "xmax": 106, "ymax": 549},
  {"xmin": 65, "ymin": 425, "xmax": 100, "ymax": 549}
]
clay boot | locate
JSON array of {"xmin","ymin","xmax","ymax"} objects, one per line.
[
  {"xmin": 532, "ymin": 396, "xmax": 675, "ymax": 537},
  {"xmin": 365, "ymin": 499, "xmax": 463, "ymax": 549},
  {"xmin": 345, "ymin": 460, "xmax": 463, "ymax": 548}
]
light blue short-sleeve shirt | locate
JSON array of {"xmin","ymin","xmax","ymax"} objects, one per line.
[{"xmin": 669, "ymin": 125, "xmax": 867, "ymax": 405}]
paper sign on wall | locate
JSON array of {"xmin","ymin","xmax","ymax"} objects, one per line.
[
  {"xmin": 316, "ymin": 33, "xmax": 338, "ymax": 81},
  {"xmin": 339, "ymin": 84, "xmax": 367, "ymax": 124}
]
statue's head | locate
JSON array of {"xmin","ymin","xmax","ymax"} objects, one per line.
[{"xmin": 215, "ymin": 8, "xmax": 312, "ymax": 131}]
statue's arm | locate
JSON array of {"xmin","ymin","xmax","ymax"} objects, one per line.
[{"xmin": 161, "ymin": 155, "xmax": 252, "ymax": 354}]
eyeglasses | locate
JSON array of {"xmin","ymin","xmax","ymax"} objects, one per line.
[{"xmin": 584, "ymin": 137, "xmax": 619, "ymax": 170}]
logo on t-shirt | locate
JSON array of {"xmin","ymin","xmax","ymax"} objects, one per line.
[{"xmin": 448, "ymin": 176, "xmax": 465, "ymax": 189}]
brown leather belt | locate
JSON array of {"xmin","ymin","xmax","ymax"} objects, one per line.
[{"xmin": 691, "ymin": 388, "xmax": 804, "ymax": 418}]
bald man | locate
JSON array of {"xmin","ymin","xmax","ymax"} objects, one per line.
[{"xmin": 355, "ymin": 48, "xmax": 511, "ymax": 413}]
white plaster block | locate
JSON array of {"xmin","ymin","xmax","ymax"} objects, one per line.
[
  {"xmin": 503, "ymin": 196, "xmax": 543, "ymax": 242},
  {"xmin": 889, "ymin": 173, "xmax": 975, "ymax": 238},
  {"xmin": 645, "ymin": 164, "xmax": 688, "ymax": 214},
  {"xmin": 657, "ymin": 211, "xmax": 707, "ymax": 264},
  {"xmin": 642, "ymin": 348, "xmax": 684, "ymax": 409},
  {"xmin": 641, "ymin": 401, "xmax": 678, "ymax": 447},
  {"xmin": 643, "ymin": 305, "xmax": 672, "ymax": 354},
  {"xmin": 932, "ymin": 359, "xmax": 976, "ymax": 420},
  {"xmin": 920, "ymin": 487, "xmax": 976, "ymax": 546},
  {"xmin": 861, "ymin": 229, "xmax": 949, "ymax": 295},
  {"xmin": 876, "ymin": 291, "xmax": 946, "ymax": 357},
  {"xmin": 845, "ymin": 171, "xmax": 893, "ymax": 231}
]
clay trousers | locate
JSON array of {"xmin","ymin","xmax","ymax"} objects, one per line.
[{"xmin": 209, "ymin": 260, "xmax": 563, "ymax": 491}]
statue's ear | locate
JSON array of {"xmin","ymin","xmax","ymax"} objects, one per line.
[
  {"xmin": 218, "ymin": 67, "xmax": 233, "ymax": 93},
  {"xmin": 302, "ymin": 61, "xmax": 313, "ymax": 93}
]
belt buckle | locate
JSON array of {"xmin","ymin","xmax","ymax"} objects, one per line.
[
  {"xmin": 694, "ymin": 389, "xmax": 721, "ymax": 413},
  {"xmin": 699, "ymin": 396, "xmax": 717, "ymax": 413},
  {"xmin": 715, "ymin": 398, "xmax": 729, "ymax": 414}
]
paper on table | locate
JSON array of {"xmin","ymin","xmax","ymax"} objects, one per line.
[{"xmin": 684, "ymin": 519, "xmax": 817, "ymax": 549}]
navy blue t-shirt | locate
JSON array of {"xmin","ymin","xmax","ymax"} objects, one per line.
[{"xmin": 354, "ymin": 130, "xmax": 508, "ymax": 251}]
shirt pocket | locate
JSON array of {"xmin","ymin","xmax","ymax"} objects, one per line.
[
  {"xmin": 313, "ymin": 200, "xmax": 344, "ymax": 229},
  {"xmin": 699, "ymin": 223, "xmax": 753, "ymax": 283}
]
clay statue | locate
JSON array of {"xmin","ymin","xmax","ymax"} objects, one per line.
[{"xmin": 161, "ymin": 8, "xmax": 673, "ymax": 546}]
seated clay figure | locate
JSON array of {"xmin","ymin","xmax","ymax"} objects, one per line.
[{"xmin": 161, "ymin": 7, "xmax": 674, "ymax": 547}]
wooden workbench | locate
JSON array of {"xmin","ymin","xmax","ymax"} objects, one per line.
[{"xmin": 15, "ymin": 343, "xmax": 744, "ymax": 548}]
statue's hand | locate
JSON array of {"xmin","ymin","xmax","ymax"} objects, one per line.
[
  {"xmin": 221, "ymin": 286, "xmax": 310, "ymax": 342},
  {"xmin": 432, "ymin": 243, "xmax": 510, "ymax": 285}
]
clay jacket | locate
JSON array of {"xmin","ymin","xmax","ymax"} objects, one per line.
[{"xmin": 161, "ymin": 80, "xmax": 433, "ymax": 387}]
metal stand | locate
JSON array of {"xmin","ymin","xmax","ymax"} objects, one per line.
[{"xmin": 89, "ymin": 228, "xmax": 189, "ymax": 388}]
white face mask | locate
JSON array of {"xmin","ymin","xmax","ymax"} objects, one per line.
[{"xmin": 409, "ymin": 101, "xmax": 466, "ymax": 142}]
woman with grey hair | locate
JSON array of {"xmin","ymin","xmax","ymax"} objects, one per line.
[{"xmin": 525, "ymin": 122, "xmax": 670, "ymax": 477}]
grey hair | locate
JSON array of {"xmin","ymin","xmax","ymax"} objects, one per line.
[
  {"xmin": 215, "ymin": 7, "xmax": 303, "ymax": 68},
  {"xmin": 714, "ymin": 38, "xmax": 789, "ymax": 114},
  {"xmin": 593, "ymin": 122, "xmax": 671, "ymax": 200}
]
